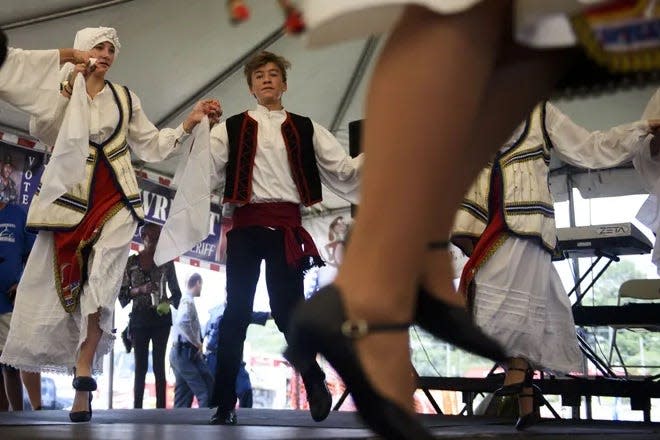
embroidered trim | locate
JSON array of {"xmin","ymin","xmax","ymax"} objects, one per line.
[
  {"xmin": 505, "ymin": 202, "xmax": 555, "ymax": 217},
  {"xmin": 126, "ymin": 195, "xmax": 143, "ymax": 207},
  {"xmin": 53, "ymin": 202, "xmax": 125, "ymax": 313},
  {"xmin": 571, "ymin": 1, "xmax": 660, "ymax": 73},
  {"xmin": 282, "ymin": 114, "xmax": 311, "ymax": 204},
  {"xmin": 501, "ymin": 147, "xmax": 550, "ymax": 166},
  {"xmin": 459, "ymin": 200, "xmax": 489, "ymax": 223},
  {"xmin": 52, "ymin": 197, "xmax": 88, "ymax": 213},
  {"xmin": 474, "ymin": 233, "xmax": 509, "ymax": 273},
  {"xmin": 106, "ymin": 142, "xmax": 129, "ymax": 161}
]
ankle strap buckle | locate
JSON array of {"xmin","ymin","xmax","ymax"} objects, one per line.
[
  {"xmin": 341, "ymin": 320, "xmax": 411, "ymax": 338},
  {"xmin": 341, "ymin": 320, "xmax": 369, "ymax": 338}
]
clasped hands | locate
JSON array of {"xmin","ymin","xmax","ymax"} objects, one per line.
[
  {"xmin": 132, "ymin": 281, "xmax": 158, "ymax": 297},
  {"xmin": 65, "ymin": 50, "xmax": 97, "ymax": 86},
  {"xmin": 183, "ymin": 99, "xmax": 222, "ymax": 133}
]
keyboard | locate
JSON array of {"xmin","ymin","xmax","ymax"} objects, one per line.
[{"xmin": 555, "ymin": 222, "xmax": 653, "ymax": 259}]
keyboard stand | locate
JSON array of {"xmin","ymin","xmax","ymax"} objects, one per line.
[
  {"xmin": 561, "ymin": 249, "xmax": 622, "ymax": 377},
  {"xmin": 567, "ymin": 249, "xmax": 620, "ymax": 307}
]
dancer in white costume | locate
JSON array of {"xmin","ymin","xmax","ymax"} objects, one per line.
[
  {"xmin": 453, "ymin": 101, "xmax": 660, "ymax": 429},
  {"xmin": 0, "ymin": 27, "xmax": 220, "ymax": 422},
  {"xmin": 285, "ymin": 1, "xmax": 660, "ymax": 438}
]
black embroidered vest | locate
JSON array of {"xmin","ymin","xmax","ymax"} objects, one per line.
[{"xmin": 223, "ymin": 111, "xmax": 322, "ymax": 206}]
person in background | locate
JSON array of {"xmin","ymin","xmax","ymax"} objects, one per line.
[
  {"xmin": 0, "ymin": 200, "xmax": 37, "ymax": 411},
  {"xmin": 0, "ymin": 155, "xmax": 18, "ymax": 205},
  {"xmin": 203, "ymin": 300, "xmax": 269, "ymax": 408},
  {"xmin": 170, "ymin": 273, "xmax": 214, "ymax": 408},
  {"xmin": 119, "ymin": 223, "xmax": 181, "ymax": 409}
]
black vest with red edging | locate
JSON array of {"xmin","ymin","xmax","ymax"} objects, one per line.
[{"xmin": 223, "ymin": 111, "xmax": 322, "ymax": 206}]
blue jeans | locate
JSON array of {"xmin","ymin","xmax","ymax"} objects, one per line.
[{"xmin": 169, "ymin": 343, "xmax": 214, "ymax": 408}]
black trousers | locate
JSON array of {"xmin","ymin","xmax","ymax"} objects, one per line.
[
  {"xmin": 132, "ymin": 325, "xmax": 171, "ymax": 408},
  {"xmin": 211, "ymin": 226, "xmax": 325, "ymax": 410}
]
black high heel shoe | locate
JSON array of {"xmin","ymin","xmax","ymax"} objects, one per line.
[
  {"xmin": 494, "ymin": 367, "xmax": 533, "ymax": 397},
  {"xmin": 284, "ymin": 284, "xmax": 435, "ymax": 440},
  {"xmin": 415, "ymin": 240, "xmax": 506, "ymax": 363},
  {"xmin": 69, "ymin": 369, "xmax": 97, "ymax": 423},
  {"xmin": 515, "ymin": 385, "xmax": 542, "ymax": 430},
  {"xmin": 415, "ymin": 287, "xmax": 506, "ymax": 362}
]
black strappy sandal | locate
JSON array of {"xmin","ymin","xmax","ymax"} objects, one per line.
[
  {"xmin": 495, "ymin": 366, "xmax": 533, "ymax": 397},
  {"xmin": 69, "ymin": 368, "xmax": 97, "ymax": 423},
  {"xmin": 515, "ymin": 385, "xmax": 543, "ymax": 430},
  {"xmin": 284, "ymin": 284, "xmax": 435, "ymax": 440}
]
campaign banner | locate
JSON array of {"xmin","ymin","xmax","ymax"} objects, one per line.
[
  {"xmin": 302, "ymin": 211, "xmax": 351, "ymax": 294},
  {"xmin": 137, "ymin": 179, "xmax": 223, "ymax": 264},
  {"xmin": 0, "ymin": 142, "xmax": 45, "ymax": 213},
  {"xmin": 0, "ymin": 139, "xmax": 225, "ymax": 265}
]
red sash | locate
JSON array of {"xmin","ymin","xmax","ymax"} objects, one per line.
[
  {"xmin": 458, "ymin": 170, "xmax": 508, "ymax": 302},
  {"xmin": 53, "ymin": 159, "xmax": 124, "ymax": 313},
  {"xmin": 232, "ymin": 202, "xmax": 324, "ymax": 271}
]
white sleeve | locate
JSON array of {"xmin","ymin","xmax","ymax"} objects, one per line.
[
  {"xmin": 0, "ymin": 48, "xmax": 64, "ymax": 118},
  {"xmin": 312, "ymin": 121, "xmax": 363, "ymax": 204},
  {"xmin": 209, "ymin": 122, "xmax": 229, "ymax": 194},
  {"xmin": 127, "ymin": 90, "xmax": 190, "ymax": 162},
  {"xmin": 642, "ymin": 88, "xmax": 660, "ymax": 120},
  {"xmin": 546, "ymin": 102, "xmax": 651, "ymax": 169}
]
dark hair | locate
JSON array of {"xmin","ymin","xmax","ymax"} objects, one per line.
[
  {"xmin": 187, "ymin": 273, "xmax": 202, "ymax": 289},
  {"xmin": 243, "ymin": 51, "xmax": 291, "ymax": 87},
  {"xmin": 140, "ymin": 222, "xmax": 161, "ymax": 239},
  {"xmin": 0, "ymin": 30, "xmax": 7, "ymax": 69}
]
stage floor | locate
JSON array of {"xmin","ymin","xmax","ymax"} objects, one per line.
[{"xmin": 1, "ymin": 408, "xmax": 659, "ymax": 439}]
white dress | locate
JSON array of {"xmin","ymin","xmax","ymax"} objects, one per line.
[
  {"xmin": 472, "ymin": 238, "xmax": 582, "ymax": 372},
  {"xmin": 0, "ymin": 82, "xmax": 188, "ymax": 375},
  {"xmin": 302, "ymin": 0, "xmax": 597, "ymax": 48}
]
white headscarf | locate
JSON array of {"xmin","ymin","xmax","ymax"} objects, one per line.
[
  {"xmin": 35, "ymin": 27, "xmax": 121, "ymax": 207},
  {"xmin": 73, "ymin": 27, "xmax": 121, "ymax": 56}
]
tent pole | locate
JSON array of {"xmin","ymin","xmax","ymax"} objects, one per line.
[{"xmin": 1, "ymin": 0, "xmax": 135, "ymax": 29}]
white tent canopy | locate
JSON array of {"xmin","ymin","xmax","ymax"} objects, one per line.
[{"xmin": 2, "ymin": 0, "xmax": 659, "ymax": 211}]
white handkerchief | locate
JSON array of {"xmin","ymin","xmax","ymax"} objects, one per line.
[
  {"xmin": 38, "ymin": 72, "xmax": 89, "ymax": 206},
  {"xmin": 154, "ymin": 116, "xmax": 212, "ymax": 266}
]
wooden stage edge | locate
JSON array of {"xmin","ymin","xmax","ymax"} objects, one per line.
[{"xmin": 1, "ymin": 407, "xmax": 659, "ymax": 440}]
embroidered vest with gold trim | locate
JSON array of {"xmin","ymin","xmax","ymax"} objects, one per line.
[
  {"xmin": 451, "ymin": 102, "xmax": 557, "ymax": 254},
  {"xmin": 27, "ymin": 82, "xmax": 145, "ymax": 230},
  {"xmin": 223, "ymin": 111, "xmax": 322, "ymax": 206}
]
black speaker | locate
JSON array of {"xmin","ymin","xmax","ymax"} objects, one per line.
[
  {"xmin": 348, "ymin": 120, "xmax": 363, "ymax": 217},
  {"xmin": 0, "ymin": 29, "xmax": 7, "ymax": 69},
  {"xmin": 348, "ymin": 120, "xmax": 363, "ymax": 158}
]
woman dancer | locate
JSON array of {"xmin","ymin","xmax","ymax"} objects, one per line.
[
  {"xmin": 287, "ymin": 1, "xmax": 660, "ymax": 438},
  {"xmin": 0, "ymin": 26, "xmax": 220, "ymax": 422}
]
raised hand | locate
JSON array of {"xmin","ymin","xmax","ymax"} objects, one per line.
[
  {"xmin": 183, "ymin": 99, "xmax": 222, "ymax": 132},
  {"xmin": 647, "ymin": 119, "xmax": 660, "ymax": 157},
  {"xmin": 72, "ymin": 49, "xmax": 92, "ymax": 65}
]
